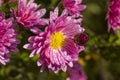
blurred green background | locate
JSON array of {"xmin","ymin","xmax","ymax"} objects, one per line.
[{"xmin": 0, "ymin": 0, "xmax": 120, "ymax": 80}]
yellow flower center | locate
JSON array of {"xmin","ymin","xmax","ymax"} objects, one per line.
[{"xmin": 50, "ymin": 32, "xmax": 64, "ymax": 50}]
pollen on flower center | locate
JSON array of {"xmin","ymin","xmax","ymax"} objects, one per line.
[{"xmin": 51, "ymin": 32, "xmax": 64, "ymax": 49}]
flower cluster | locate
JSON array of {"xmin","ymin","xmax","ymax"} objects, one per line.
[
  {"xmin": 106, "ymin": 0, "xmax": 120, "ymax": 32},
  {"xmin": 0, "ymin": 0, "xmax": 87, "ymax": 78},
  {"xmin": 0, "ymin": 13, "xmax": 19, "ymax": 65}
]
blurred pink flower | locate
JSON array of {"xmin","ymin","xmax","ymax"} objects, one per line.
[
  {"xmin": 106, "ymin": 0, "xmax": 120, "ymax": 32},
  {"xmin": 66, "ymin": 61, "xmax": 87, "ymax": 80},
  {"xmin": 0, "ymin": 13, "xmax": 20, "ymax": 65},
  {"xmin": 0, "ymin": 0, "xmax": 3, "ymax": 7},
  {"xmin": 62, "ymin": 0, "xmax": 86, "ymax": 17},
  {"xmin": 11, "ymin": 0, "xmax": 48, "ymax": 29},
  {"xmin": 24, "ymin": 8, "xmax": 85, "ymax": 73}
]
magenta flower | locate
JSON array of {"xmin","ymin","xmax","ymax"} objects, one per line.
[
  {"xmin": 106, "ymin": 0, "xmax": 120, "ymax": 32},
  {"xmin": 75, "ymin": 33, "xmax": 88, "ymax": 45},
  {"xmin": 11, "ymin": 0, "xmax": 48, "ymax": 28},
  {"xmin": 62, "ymin": 0, "xmax": 86, "ymax": 17},
  {"xmin": 24, "ymin": 8, "xmax": 85, "ymax": 73},
  {"xmin": 0, "ymin": 13, "xmax": 20, "ymax": 65},
  {"xmin": 66, "ymin": 61, "xmax": 87, "ymax": 80}
]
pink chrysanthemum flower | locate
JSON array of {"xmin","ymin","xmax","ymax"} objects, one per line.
[
  {"xmin": 66, "ymin": 62, "xmax": 87, "ymax": 80},
  {"xmin": 24, "ymin": 8, "xmax": 85, "ymax": 73},
  {"xmin": 11, "ymin": 0, "xmax": 48, "ymax": 28},
  {"xmin": 0, "ymin": 13, "xmax": 20, "ymax": 65},
  {"xmin": 62, "ymin": 0, "xmax": 86, "ymax": 17},
  {"xmin": 106, "ymin": 0, "xmax": 120, "ymax": 32}
]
